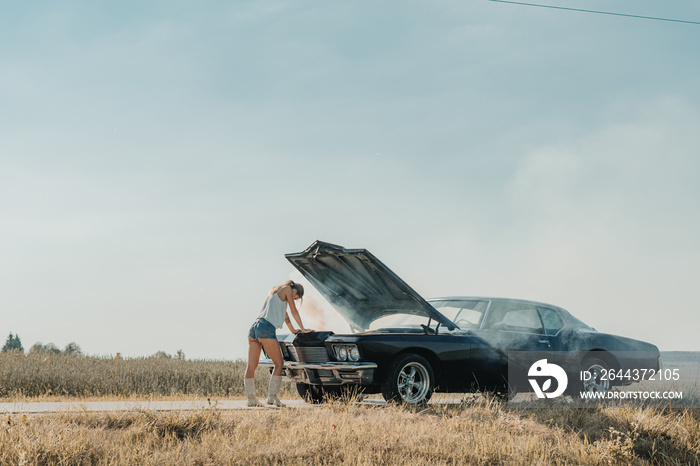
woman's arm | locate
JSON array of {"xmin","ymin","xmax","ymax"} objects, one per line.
[
  {"xmin": 281, "ymin": 286, "xmax": 313, "ymax": 333},
  {"xmin": 284, "ymin": 314, "xmax": 298, "ymax": 334}
]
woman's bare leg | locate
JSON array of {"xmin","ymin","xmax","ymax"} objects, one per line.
[
  {"xmin": 259, "ymin": 338, "xmax": 284, "ymax": 376},
  {"xmin": 260, "ymin": 338, "xmax": 286, "ymax": 406},
  {"xmin": 245, "ymin": 337, "xmax": 262, "ymax": 379}
]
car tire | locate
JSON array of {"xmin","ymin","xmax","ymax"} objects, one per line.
[
  {"xmin": 571, "ymin": 356, "xmax": 612, "ymax": 396},
  {"xmin": 296, "ymin": 383, "xmax": 325, "ymax": 404},
  {"xmin": 381, "ymin": 353, "xmax": 435, "ymax": 404}
]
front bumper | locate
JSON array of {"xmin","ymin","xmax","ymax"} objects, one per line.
[{"xmin": 259, "ymin": 359, "xmax": 376, "ymax": 386}]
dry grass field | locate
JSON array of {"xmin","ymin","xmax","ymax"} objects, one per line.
[
  {"xmin": 0, "ymin": 398, "xmax": 699, "ymax": 465},
  {"xmin": 1, "ymin": 353, "xmax": 699, "ymax": 464},
  {"xmin": 0, "ymin": 352, "xmax": 295, "ymax": 400}
]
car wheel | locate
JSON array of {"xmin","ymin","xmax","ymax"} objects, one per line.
[
  {"xmin": 578, "ymin": 357, "xmax": 612, "ymax": 394},
  {"xmin": 296, "ymin": 383, "xmax": 324, "ymax": 404},
  {"xmin": 381, "ymin": 354, "xmax": 435, "ymax": 404}
]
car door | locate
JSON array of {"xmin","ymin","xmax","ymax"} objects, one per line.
[
  {"xmin": 537, "ymin": 306, "xmax": 566, "ymax": 349},
  {"xmin": 427, "ymin": 299, "xmax": 490, "ymax": 392},
  {"xmin": 536, "ymin": 305, "xmax": 582, "ymax": 373},
  {"xmin": 470, "ymin": 301, "xmax": 553, "ymax": 391}
]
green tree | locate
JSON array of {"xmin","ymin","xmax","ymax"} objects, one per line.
[
  {"xmin": 42, "ymin": 343, "xmax": 61, "ymax": 355},
  {"xmin": 1, "ymin": 333, "xmax": 24, "ymax": 353},
  {"xmin": 64, "ymin": 342, "xmax": 82, "ymax": 355},
  {"xmin": 28, "ymin": 342, "xmax": 45, "ymax": 354},
  {"xmin": 28, "ymin": 342, "xmax": 61, "ymax": 355}
]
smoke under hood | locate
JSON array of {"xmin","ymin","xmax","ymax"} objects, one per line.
[{"xmin": 286, "ymin": 241, "xmax": 457, "ymax": 332}]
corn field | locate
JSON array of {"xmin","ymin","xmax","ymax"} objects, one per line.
[{"xmin": 0, "ymin": 352, "xmax": 294, "ymax": 399}]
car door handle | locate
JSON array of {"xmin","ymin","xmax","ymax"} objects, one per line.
[{"xmin": 538, "ymin": 339, "xmax": 551, "ymax": 345}]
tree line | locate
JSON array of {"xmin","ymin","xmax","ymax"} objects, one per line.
[
  {"xmin": 2, "ymin": 333, "xmax": 186, "ymax": 359},
  {"xmin": 2, "ymin": 333, "xmax": 83, "ymax": 355}
]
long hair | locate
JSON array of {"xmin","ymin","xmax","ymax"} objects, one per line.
[{"xmin": 270, "ymin": 280, "xmax": 304, "ymax": 305}]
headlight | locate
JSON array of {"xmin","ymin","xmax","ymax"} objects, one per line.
[
  {"xmin": 336, "ymin": 346, "xmax": 348, "ymax": 361},
  {"xmin": 348, "ymin": 346, "xmax": 360, "ymax": 361}
]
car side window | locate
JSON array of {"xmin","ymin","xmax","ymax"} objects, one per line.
[
  {"xmin": 482, "ymin": 302, "xmax": 544, "ymax": 334},
  {"xmin": 538, "ymin": 307, "xmax": 564, "ymax": 336}
]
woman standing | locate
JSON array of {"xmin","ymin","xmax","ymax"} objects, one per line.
[{"xmin": 244, "ymin": 280, "xmax": 313, "ymax": 407}]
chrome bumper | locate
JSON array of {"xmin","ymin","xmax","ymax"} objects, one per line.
[{"xmin": 259, "ymin": 359, "xmax": 376, "ymax": 385}]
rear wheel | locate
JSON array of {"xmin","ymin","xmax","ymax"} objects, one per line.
[
  {"xmin": 381, "ymin": 354, "xmax": 435, "ymax": 404},
  {"xmin": 566, "ymin": 356, "xmax": 612, "ymax": 397},
  {"xmin": 580, "ymin": 357, "xmax": 611, "ymax": 394}
]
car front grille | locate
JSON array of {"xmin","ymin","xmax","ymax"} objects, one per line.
[{"xmin": 285, "ymin": 344, "xmax": 329, "ymax": 363}]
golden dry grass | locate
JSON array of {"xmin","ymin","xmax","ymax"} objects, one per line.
[
  {"xmin": 0, "ymin": 352, "xmax": 296, "ymax": 400},
  {"xmin": 2, "ymin": 352, "xmax": 699, "ymax": 464},
  {"xmin": 0, "ymin": 398, "xmax": 698, "ymax": 465}
]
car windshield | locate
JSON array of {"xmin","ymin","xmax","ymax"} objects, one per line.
[
  {"xmin": 367, "ymin": 300, "xmax": 489, "ymax": 331},
  {"xmin": 369, "ymin": 312, "xmax": 433, "ymax": 331},
  {"xmin": 428, "ymin": 300, "xmax": 489, "ymax": 329}
]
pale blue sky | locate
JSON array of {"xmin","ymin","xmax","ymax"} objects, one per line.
[{"xmin": 1, "ymin": 1, "xmax": 699, "ymax": 359}]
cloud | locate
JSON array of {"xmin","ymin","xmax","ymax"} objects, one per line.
[
  {"xmin": 495, "ymin": 96, "xmax": 700, "ymax": 348},
  {"xmin": 510, "ymin": 96, "xmax": 699, "ymax": 237}
]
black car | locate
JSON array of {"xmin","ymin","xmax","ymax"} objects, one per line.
[{"xmin": 262, "ymin": 241, "xmax": 661, "ymax": 404}]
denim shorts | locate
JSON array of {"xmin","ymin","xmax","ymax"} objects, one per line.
[{"xmin": 248, "ymin": 318, "xmax": 277, "ymax": 340}]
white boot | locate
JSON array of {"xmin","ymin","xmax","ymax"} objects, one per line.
[
  {"xmin": 267, "ymin": 375, "xmax": 286, "ymax": 407},
  {"xmin": 244, "ymin": 378, "xmax": 263, "ymax": 407}
]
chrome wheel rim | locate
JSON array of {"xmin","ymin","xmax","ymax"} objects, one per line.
[
  {"xmin": 582, "ymin": 363, "xmax": 610, "ymax": 393},
  {"xmin": 397, "ymin": 362, "xmax": 430, "ymax": 403}
]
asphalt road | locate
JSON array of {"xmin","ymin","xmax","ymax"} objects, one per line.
[
  {"xmin": 0, "ymin": 397, "xmax": 472, "ymax": 414},
  {"xmin": 0, "ymin": 399, "xmax": 316, "ymax": 414}
]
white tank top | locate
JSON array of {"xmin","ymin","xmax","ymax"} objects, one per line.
[{"xmin": 257, "ymin": 293, "xmax": 287, "ymax": 329}]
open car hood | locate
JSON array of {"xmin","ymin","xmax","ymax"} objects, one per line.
[{"xmin": 286, "ymin": 241, "xmax": 457, "ymax": 332}]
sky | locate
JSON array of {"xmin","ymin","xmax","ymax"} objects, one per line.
[{"xmin": 1, "ymin": 1, "xmax": 699, "ymax": 359}]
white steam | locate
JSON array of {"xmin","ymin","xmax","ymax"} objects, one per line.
[{"xmin": 289, "ymin": 271, "xmax": 351, "ymax": 333}]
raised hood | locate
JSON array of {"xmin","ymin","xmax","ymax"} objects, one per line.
[{"xmin": 286, "ymin": 241, "xmax": 457, "ymax": 332}]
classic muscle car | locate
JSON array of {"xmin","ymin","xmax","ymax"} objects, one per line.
[{"xmin": 261, "ymin": 241, "xmax": 660, "ymax": 404}]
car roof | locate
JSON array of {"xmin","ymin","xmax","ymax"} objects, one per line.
[
  {"xmin": 427, "ymin": 296, "xmax": 567, "ymax": 311},
  {"xmin": 427, "ymin": 296, "xmax": 594, "ymax": 330}
]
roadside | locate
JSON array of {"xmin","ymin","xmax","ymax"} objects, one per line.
[
  {"xmin": 0, "ymin": 395, "xmax": 462, "ymax": 414},
  {"xmin": 2, "ymin": 399, "xmax": 697, "ymax": 464},
  {"xmin": 0, "ymin": 399, "xmax": 314, "ymax": 414}
]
